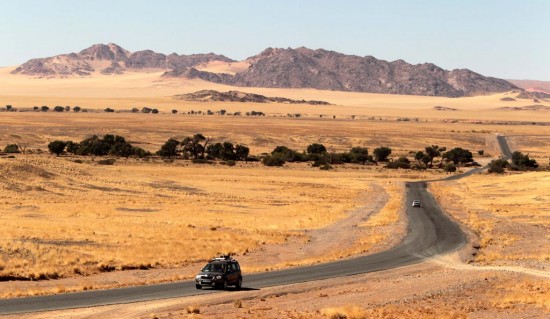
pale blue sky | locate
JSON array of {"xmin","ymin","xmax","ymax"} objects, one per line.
[{"xmin": 1, "ymin": 0, "xmax": 549, "ymax": 80}]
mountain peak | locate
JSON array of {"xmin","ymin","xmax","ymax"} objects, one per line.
[{"xmin": 78, "ymin": 43, "xmax": 129, "ymax": 62}]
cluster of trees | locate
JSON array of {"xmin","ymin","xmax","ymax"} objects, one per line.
[
  {"xmin": 157, "ymin": 134, "xmax": 250, "ymax": 163},
  {"xmin": 3, "ymin": 105, "xmax": 85, "ymax": 112},
  {"xmin": 488, "ymin": 151, "xmax": 539, "ymax": 173},
  {"xmin": 389, "ymin": 145, "xmax": 475, "ymax": 172},
  {"xmin": 47, "ymin": 135, "xmax": 149, "ymax": 157},
  {"xmin": 12, "ymin": 132, "xmax": 543, "ymax": 175},
  {"xmin": 258, "ymin": 143, "xmax": 477, "ymax": 172},
  {"xmin": 261, "ymin": 144, "xmax": 387, "ymax": 169}
]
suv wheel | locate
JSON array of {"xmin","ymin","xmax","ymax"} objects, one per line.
[
  {"xmin": 222, "ymin": 280, "xmax": 228, "ymax": 290},
  {"xmin": 236, "ymin": 277, "xmax": 242, "ymax": 290},
  {"xmin": 195, "ymin": 284, "xmax": 202, "ymax": 290}
]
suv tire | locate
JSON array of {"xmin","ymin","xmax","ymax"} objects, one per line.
[
  {"xmin": 195, "ymin": 284, "xmax": 202, "ymax": 290},
  {"xmin": 236, "ymin": 277, "xmax": 242, "ymax": 290}
]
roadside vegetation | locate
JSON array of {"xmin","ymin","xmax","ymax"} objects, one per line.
[
  {"xmin": 1, "ymin": 133, "xmax": 509, "ymax": 174},
  {"xmin": 3, "ymin": 132, "xmax": 545, "ymax": 175}
]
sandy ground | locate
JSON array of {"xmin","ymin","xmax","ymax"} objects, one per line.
[{"xmin": 1, "ymin": 66, "xmax": 550, "ymax": 122}]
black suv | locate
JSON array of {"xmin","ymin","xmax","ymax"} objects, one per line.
[{"xmin": 195, "ymin": 255, "xmax": 242, "ymax": 290}]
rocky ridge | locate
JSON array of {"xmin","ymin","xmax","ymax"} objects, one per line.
[
  {"xmin": 11, "ymin": 43, "xmax": 519, "ymax": 97},
  {"xmin": 11, "ymin": 43, "xmax": 233, "ymax": 76},
  {"xmin": 174, "ymin": 90, "xmax": 330, "ymax": 105}
]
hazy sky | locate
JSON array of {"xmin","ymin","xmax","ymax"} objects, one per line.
[{"xmin": 1, "ymin": 0, "xmax": 549, "ymax": 80}]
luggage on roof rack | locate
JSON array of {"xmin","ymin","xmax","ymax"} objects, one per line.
[{"xmin": 212, "ymin": 254, "xmax": 233, "ymax": 261}]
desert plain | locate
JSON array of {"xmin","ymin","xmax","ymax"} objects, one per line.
[{"xmin": 0, "ymin": 67, "xmax": 549, "ymax": 318}]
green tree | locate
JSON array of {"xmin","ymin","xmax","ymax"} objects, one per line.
[
  {"xmin": 271, "ymin": 146, "xmax": 305, "ymax": 162},
  {"xmin": 306, "ymin": 143, "xmax": 327, "ymax": 155},
  {"xmin": 65, "ymin": 141, "xmax": 80, "ymax": 154},
  {"xmin": 350, "ymin": 147, "xmax": 370, "ymax": 164},
  {"xmin": 235, "ymin": 145, "xmax": 250, "ymax": 162},
  {"xmin": 442, "ymin": 147, "xmax": 473, "ymax": 165},
  {"xmin": 48, "ymin": 140, "xmax": 67, "ymax": 156},
  {"xmin": 373, "ymin": 146, "xmax": 392, "ymax": 162},
  {"xmin": 425, "ymin": 145, "xmax": 446, "ymax": 167},
  {"xmin": 157, "ymin": 138, "xmax": 180, "ymax": 158},
  {"xmin": 182, "ymin": 134, "xmax": 210, "ymax": 159}
]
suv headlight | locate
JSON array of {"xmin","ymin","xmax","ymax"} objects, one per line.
[
  {"xmin": 195, "ymin": 275, "xmax": 201, "ymax": 280},
  {"xmin": 215, "ymin": 275, "xmax": 222, "ymax": 280}
]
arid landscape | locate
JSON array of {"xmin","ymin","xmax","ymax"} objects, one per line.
[
  {"xmin": 1, "ymin": 60, "xmax": 549, "ymax": 317},
  {"xmin": 1, "ymin": 3, "xmax": 550, "ymax": 315}
]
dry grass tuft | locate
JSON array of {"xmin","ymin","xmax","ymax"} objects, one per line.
[
  {"xmin": 492, "ymin": 279, "xmax": 550, "ymax": 311},
  {"xmin": 321, "ymin": 305, "xmax": 367, "ymax": 319},
  {"xmin": 186, "ymin": 304, "xmax": 201, "ymax": 314}
]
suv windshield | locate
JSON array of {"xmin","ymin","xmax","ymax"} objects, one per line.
[{"xmin": 202, "ymin": 263, "xmax": 226, "ymax": 272}]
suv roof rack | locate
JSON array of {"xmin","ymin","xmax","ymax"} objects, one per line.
[{"xmin": 212, "ymin": 254, "xmax": 234, "ymax": 262}]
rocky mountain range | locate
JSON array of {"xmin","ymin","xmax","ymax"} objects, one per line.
[
  {"xmin": 11, "ymin": 43, "xmax": 519, "ymax": 97},
  {"xmin": 11, "ymin": 43, "xmax": 233, "ymax": 76}
]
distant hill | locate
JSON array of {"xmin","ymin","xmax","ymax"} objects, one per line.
[
  {"xmin": 175, "ymin": 90, "xmax": 330, "ymax": 105},
  {"xmin": 11, "ymin": 43, "xmax": 233, "ymax": 76},
  {"xmin": 228, "ymin": 47, "xmax": 517, "ymax": 97},
  {"xmin": 11, "ymin": 43, "xmax": 519, "ymax": 97},
  {"xmin": 508, "ymin": 79, "xmax": 550, "ymax": 94}
]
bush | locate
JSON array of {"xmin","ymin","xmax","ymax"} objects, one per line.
[
  {"xmin": 511, "ymin": 151, "xmax": 538, "ymax": 169},
  {"xmin": 373, "ymin": 146, "xmax": 392, "ymax": 161},
  {"xmin": 48, "ymin": 140, "xmax": 67, "ymax": 156},
  {"xmin": 97, "ymin": 158, "xmax": 116, "ymax": 165},
  {"xmin": 262, "ymin": 155, "xmax": 285, "ymax": 167},
  {"xmin": 104, "ymin": 108, "xmax": 115, "ymax": 113},
  {"xmin": 319, "ymin": 163, "xmax": 333, "ymax": 170},
  {"xmin": 444, "ymin": 163, "xmax": 457, "ymax": 173},
  {"xmin": 73, "ymin": 106, "xmax": 81, "ymax": 112},
  {"xmin": 488, "ymin": 159, "xmax": 508, "ymax": 174},
  {"xmin": 4, "ymin": 144, "xmax": 20, "ymax": 153},
  {"xmin": 53, "ymin": 106, "xmax": 64, "ymax": 112},
  {"xmin": 386, "ymin": 161, "xmax": 410, "ymax": 169}
]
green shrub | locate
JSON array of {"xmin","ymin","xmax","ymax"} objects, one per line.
[
  {"xmin": 262, "ymin": 155, "xmax": 285, "ymax": 166},
  {"xmin": 4, "ymin": 144, "xmax": 20, "ymax": 153}
]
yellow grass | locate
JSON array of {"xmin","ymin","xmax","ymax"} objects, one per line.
[
  {"xmin": 362, "ymin": 183, "xmax": 403, "ymax": 227},
  {"xmin": 0, "ymin": 155, "xmax": 390, "ymax": 280},
  {"xmin": 431, "ymin": 172, "xmax": 550, "ymax": 266},
  {"xmin": 492, "ymin": 278, "xmax": 550, "ymax": 311}
]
